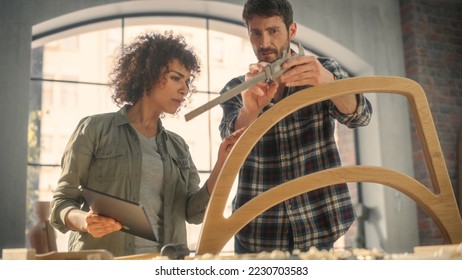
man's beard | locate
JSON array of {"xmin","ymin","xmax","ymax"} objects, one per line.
[
  {"xmin": 257, "ymin": 44, "xmax": 290, "ymax": 63},
  {"xmin": 257, "ymin": 47, "xmax": 278, "ymax": 63}
]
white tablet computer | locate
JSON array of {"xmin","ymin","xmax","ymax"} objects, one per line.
[{"xmin": 80, "ymin": 187, "xmax": 157, "ymax": 241}]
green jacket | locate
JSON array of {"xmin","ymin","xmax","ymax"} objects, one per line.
[{"xmin": 49, "ymin": 106, "xmax": 210, "ymax": 257}]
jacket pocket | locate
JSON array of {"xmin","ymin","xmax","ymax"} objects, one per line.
[
  {"xmin": 91, "ymin": 146, "xmax": 129, "ymax": 185},
  {"xmin": 171, "ymin": 157, "xmax": 190, "ymax": 189}
]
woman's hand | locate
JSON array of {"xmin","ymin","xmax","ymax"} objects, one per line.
[
  {"xmin": 85, "ymin": 209, "xmax": 122, "ymax": 238},
  {"xmin": 217, "ymin": 127, "xmax": 246, "ymax": 161},
  {"xmin": 207, "ymin": 127, "xmax": 246, "ymax": 194},
  {"xmin": 65, "ymin": 208, "xmax": 122, "ymax": 238}
]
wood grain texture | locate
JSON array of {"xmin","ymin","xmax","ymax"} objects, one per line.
[
  {"xmin": 459, "ymin": 130, "xmax": 462, "ymax": 216},
  {"xmin": 195, "ymin": 76, "xmax": 462, "ymax": 255}
]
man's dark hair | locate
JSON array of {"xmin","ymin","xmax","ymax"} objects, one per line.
[{"xmin": 242, "ymin": 0, "xmax": 294, "ymax": 30}]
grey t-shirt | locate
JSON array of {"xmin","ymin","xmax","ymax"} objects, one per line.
[{"xmin": 133, "ymin": 130, "xmax": 164, "ymax": 253}]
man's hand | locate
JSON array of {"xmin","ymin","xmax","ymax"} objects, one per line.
[
  {"xmin": 234, "ymin": 63, "xmax": 280, "ymax": 130},
  {"xmin": 241, "ymin": 62, "xmax": 280, "ymax": 114},
  {"xmin": 279, "ymin": 54, "xmax": 335, "ymax": 87},
  {"xmin": 279, "ymin": 54, "xmax": 358, "ymax": 114}
]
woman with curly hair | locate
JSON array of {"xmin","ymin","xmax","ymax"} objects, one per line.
[{"xmin": 50, "ymin": 32, "xmax": 244, "ymax": 257}]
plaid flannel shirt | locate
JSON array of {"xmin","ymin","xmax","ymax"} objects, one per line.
[{"xmin": 219, "ymin": 57, "xmax": 372, "ymax": 253}]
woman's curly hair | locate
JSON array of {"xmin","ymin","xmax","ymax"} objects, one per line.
[{"xmin": 109, "ymin": 31, "xmax": 201, "ymax": 106}]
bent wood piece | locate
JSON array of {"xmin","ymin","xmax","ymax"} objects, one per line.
[
  {"xmin": 35, "ymin": 250, "xmax": 113, "ymax": 260},
  {"xmin": 195, "ymin": 76, "xmax": 462, "ymax": 255},
  {"xmin": 115, "ymin": 253, "xmax": 160, "ymax": 260},
  {"xmin": 459, "ymin": 130, "xmax": 462, "ymax": 216}
]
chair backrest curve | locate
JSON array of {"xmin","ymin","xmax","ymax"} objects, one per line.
[{"xmin": 195, "ymin": 76, "xmax": 461, "ymax": 255}]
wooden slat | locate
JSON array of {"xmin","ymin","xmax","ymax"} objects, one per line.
[
  {"xmin": 114, "ymin": 253, "xmax": 161, "ymax": 260},
  {"xmin": 1, "ymin": 249, "xmax": 114, "ymax": 260},
  {"xmin": 459, "ymin": 130, "xmax": 462, "ymax": 216},
  {"xmin": 413, "ymin": 244, "xmax": 460, "ymax": 255},
  {"xmin": 35, "ymin": 250, "xmax": 113, "ymax": 260}
]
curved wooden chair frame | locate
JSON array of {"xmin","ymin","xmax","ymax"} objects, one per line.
[{"xmin": 195, "ymin": 76, "xmax": 462, "ymax": 255}]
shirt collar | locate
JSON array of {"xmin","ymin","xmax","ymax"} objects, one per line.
[{"xmin": 114, "ymin": 105, "xmax": 167, "ymax": 137}]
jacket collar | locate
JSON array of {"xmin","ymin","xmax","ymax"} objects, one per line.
[{"xmin": 114, "ymin": 105, "xmax": 167, "ymax": 138}]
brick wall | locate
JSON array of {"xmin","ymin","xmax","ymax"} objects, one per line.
[{"xmin": 400, "ymin": 0, "xmax": 462, "ymax": 245}]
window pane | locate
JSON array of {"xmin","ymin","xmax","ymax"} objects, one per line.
[
  {"xmin": 31, "ymin": 20, "xmax": 122, "ymax": 84},
  {"xmin": 208, "ymin": 20, "xmax": 255, "ymax": 93},
  {"xmin": 29, "ymin": 80, "xmax": 117, "ymax": 166}
]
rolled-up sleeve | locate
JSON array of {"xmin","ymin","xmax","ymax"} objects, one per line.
[
  {"xmin": 321, "ymin": 57, "xmax": 372, "ymax": 128},
  {"xmin": 331, "ymin": 94, "xmax": 372, "ymax": 128},
  {"xmin": 219, "ymin": 77, "xmax": 245, "ymax": 139}
]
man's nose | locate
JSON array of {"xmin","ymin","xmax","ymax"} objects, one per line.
[{"xmin": 259, "ymin": 33, "xmax": 271, "ymax": 48}]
